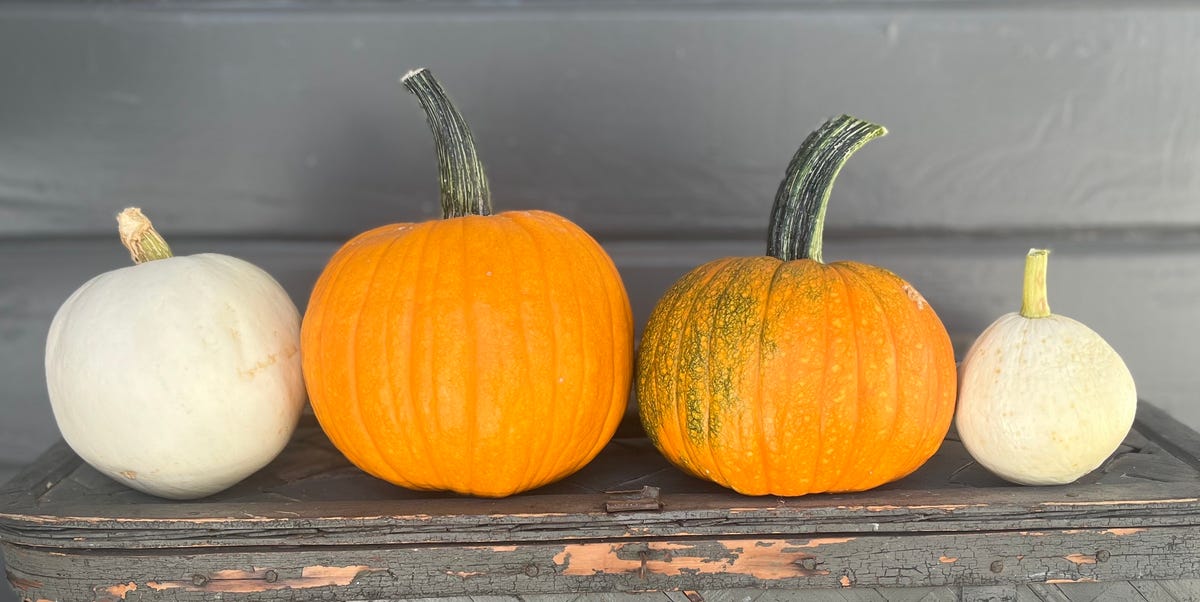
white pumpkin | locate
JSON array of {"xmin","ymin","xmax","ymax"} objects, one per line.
[
  {"xmin": 955, "ymin": 249, "xmax": 1136, "ymax": 486},
  {"xmin": 44, "ymin": 208, "xmax": 305, "ymax": 499}
]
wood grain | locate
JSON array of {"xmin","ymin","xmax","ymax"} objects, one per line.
[
  {"xmin": 1, "ymin": 404, "xmax": 1197, "ymax": 553},
  {"xmin": 5, "ymin": 526, "xmax": 1200, "ymax": 599}
]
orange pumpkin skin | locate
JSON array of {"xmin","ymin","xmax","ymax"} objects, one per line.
[
  {"xmin": 302, "ymin": 210, "xmax": 633, "ymax": 497},
  {"xmin": 637, "ymin": 256, "xmax": 955, "ymax": 496}
]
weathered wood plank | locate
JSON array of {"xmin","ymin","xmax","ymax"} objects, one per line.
[
  {"xmin": 2, "ymin": 6, "xmax": 1200, "ymax": 238},
  {"xmin": 1, "ymin": 411, "xmax": 1196, "ymax": 550},
  {"xmin": 1130, "ymin": 579, "xmax": 1200, "ymax": 601},
  {"xmin": 963, "ymin": 586, "xmax": 1017, "ymax": 602},
  {"xmin": 5, "ymin": 526, "xmax": 1200, "ymax": 599},
  {"xmin": 1136, "ymin": 402, "xmax": 1200, "ymax": 473},
  {"xmin": 0, "ymin": 442, "xmax": 80, "ymax": 513}
]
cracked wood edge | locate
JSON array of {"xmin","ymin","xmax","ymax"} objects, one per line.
[
  {"xmin": 1135, "ymin": 402, "xmax": 1200, "ymax": 473},
  {"xmin": 0, "ymin": 442, "xmax": 80, "ymax": 512},
  {"xmin": 4, "ymin": 526, "xmax": 1200, "ymax": 599},
  {"xmin": 3, "ymin": 480, "xmax": 1200, "ymax": 550}
]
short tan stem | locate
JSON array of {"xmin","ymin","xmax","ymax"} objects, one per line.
[
  {"xmin": 1020, "ymin": 248, "xmax": 1051, "ymax": 318},
  {"xmin": 117, "ymin": 207, "xmax": 174, "ymax": 264}
]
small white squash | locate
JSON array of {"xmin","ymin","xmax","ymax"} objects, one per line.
[
  {"xmin": 955, "ymin": 249, "xmax": 1136, "ymax": 485},
  {"xmin": 44, "ymin": 208, "xmax": 305, "ymax": 499}
]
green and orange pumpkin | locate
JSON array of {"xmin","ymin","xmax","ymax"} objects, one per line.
[
  {"xmin": 636, "ymin": 116, "xmax": 957, "ymax": 496},
  {"xmin": 301, "ymin": 69, "xmax": 633, "ymax": 497}
]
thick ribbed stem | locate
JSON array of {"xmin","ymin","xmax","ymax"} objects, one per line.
[
  {"xmin": 117, "ymin": 207, "xmax": 173, "ymax": 264},
  {"xmin": 766, "ymin": 115, "xmax": 887, "ymax": 262},
  {"xmin": 1021, "ymin": 248, "xmax": 1052, "ymax": 318},
  {"xmin": 402, "ymin": 68, "xmax": 492, "ymax": 218}
]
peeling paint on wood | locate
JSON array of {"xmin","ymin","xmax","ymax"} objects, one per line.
[
  {"xmin": 5, "ymin": 525, "xmax": 1200, "ymax": 598},
  {"xmin": 552, "ymin": 539, "xmax": 833, "ymax": 579},
  {"xmin": 792, "ymin": 537, "xmax": 856, "ymax": 548},
  {"xmin": 143, "ymin": 565, "xmax": 379, "ymax": 593},
  {"xmin": 1064, "ymin": 554, "xmax": 1097, "ymax": 565},
  {"xmin": 1102, "ymin": 528, "xmax": 1148, "ymax": 536},
  {"xmin": 95, "ymin": 581, "xmax": 136, "ymax": 600},
  {"xmin": 1046, "ymin": 577, "xmax": 1099, "ymax": 583}
]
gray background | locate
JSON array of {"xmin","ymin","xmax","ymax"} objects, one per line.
[{"xmin": 3, "ymin": 1, "xmax": 1199, "ymax": 599}]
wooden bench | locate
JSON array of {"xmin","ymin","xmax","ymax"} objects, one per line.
[{"xmin": 3, "ymin": 401, "xmax": 1199, "ymax": 601}]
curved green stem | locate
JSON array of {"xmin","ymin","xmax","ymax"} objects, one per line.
[
  {"xmin": 766, "ymin": 115, "xmax": 887, "ymax": 262},
  {"xmin": 1021, "ymin": 248, "xmax": 1052, "ymax": 318},
  {"xmin": 402, "ymin": 68, "xmax": 492, "ymax": 218},
  {"xmin": 117, "ymin": 207, "xmax": 173, "ymax": 264}
]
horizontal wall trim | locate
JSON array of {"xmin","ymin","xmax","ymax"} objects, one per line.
[
  {"xmin": 6, "ymin": 1, "xmax": 1200, "ymax": 13},
  {"xmin": 5, "ymin": 225, "xmax": 1200, "ymax": 247}
]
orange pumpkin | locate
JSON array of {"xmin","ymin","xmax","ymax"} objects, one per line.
[
  {"xmin": 636, "ymin": 116, "xmax": 957, "ymax": 496},
  {"xmin": 301, "ymin": 69, "xmax": 633, "ymax": 497}
]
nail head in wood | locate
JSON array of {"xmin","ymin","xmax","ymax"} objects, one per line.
[{"xmin": 990, "ymin": 560, "xmax": 1005, "ymax": 573}]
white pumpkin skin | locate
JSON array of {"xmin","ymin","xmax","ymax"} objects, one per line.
[
  {"xmin": 45, "ymin": 253, "xmax": 305, "ymax": 499},
  {"xmin": 955, "ymin": 312, "xmax": 1136, "ymax": 485}
]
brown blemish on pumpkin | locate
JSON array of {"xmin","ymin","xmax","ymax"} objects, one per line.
[
  {"xmin": 1102, "ymin": 528, "xmax": 1147, "ymax": 536},
  {"xmin": 239, "ymin": 345, "xmax": 298, "ymax": 379},
  {"xmin": 145, "ymin": 565, "xmax": 377, "ymax": 593},
  {"xmin": 1064, "ymin": 553, "xmax": 1097, "ymax": 565},
  {"xmin": 552, "ymin": 539, "xmax": 831, "ymax": 579},
  {"xmin": 939, "ymin": 556, "xmax": 958, "ymax": 563},
  {"xmin": 119, "ymin": 470, "xmax": 137, "ymax": 480},
  {"xmin": 901, "ymin": 284, "xmax": 927, "ymax": 310}
]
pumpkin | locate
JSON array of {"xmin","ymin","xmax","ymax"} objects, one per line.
[
  {"xmin": 300, "ymin": 69, "xmax": 633, "ymax": 498},
  {"xmin": 44, "ymin": 208, "xmax": 305, "ymax": 499},
  {"xmin": 636, "ymin": 116, "xmax": 957, "ymax": 496},
  {"xmin": 955, "ymin": 249, "xmax": 1136, "ymax": 485}
]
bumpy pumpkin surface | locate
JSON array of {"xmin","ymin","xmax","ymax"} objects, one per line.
[
  {"xmin": 955, "ymin": 249, "xmax": 1136, "ymax": 485},
  {"xmin": 47, "ymin": 209, "xmax": 305, "ymax": 500},
  {"xmin": 637, "ymin": 117, "xmax": 957, "ymax": 496},
  {"xmin": 302, "ymin": 70, "xmax": 632, "ymax": 497}
]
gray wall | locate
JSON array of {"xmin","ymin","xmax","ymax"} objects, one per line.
[{"xmin": 3, "ymin": 2, "xmax": 1200, "ymax": 597}]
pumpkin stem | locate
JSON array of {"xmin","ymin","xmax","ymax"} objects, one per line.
[
  {"xmin": 402, "ymin": 68, "xmax": 492, "ymax": 218},
  {"xmin": 767, "ymin": 115, "xmax": 887, "ymax": 262},
  {"xmin": 1020, "ymin": 248, "xmax": 1052, "ymax": 318},
  {"xmin": 117, "ymin": 207, "xmax": 174, "ymax": 264}
]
